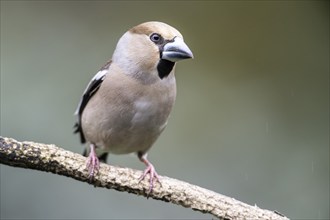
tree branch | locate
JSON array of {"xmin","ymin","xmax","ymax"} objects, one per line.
[{"xmin": 0, "ymin": 136, "xmax": 288, "ymax": 220}]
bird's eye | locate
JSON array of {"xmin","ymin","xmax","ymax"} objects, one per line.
[{"xmin": 150, "ymin": 33, "xmax": 163, "ymax": 44}]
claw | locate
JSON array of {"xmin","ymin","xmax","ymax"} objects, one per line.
[
  {"xmin": 85, "ymin": 143, "xmax": 100, "ymax": 180},
  {"xmin": 138, "ymin": 153, "xmax": 161, "ymax": 194}
]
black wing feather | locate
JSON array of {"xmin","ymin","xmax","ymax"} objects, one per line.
[{"xmin": 74, "ymin": 60, "xmax": 112, "ymax": 143}]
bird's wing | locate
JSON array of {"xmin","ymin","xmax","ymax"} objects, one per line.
[{"xmin": 74, "ymin": 60, "xmax": 112, "ymax": 143}]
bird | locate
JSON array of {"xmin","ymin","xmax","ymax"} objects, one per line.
[{"xmin": 74, "ymin": 21, "xmax": 193, "ymax": 193}]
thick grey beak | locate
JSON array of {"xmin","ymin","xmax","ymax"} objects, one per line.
[{"xmin": 162, "ymin": 37, "xmax": 194, "ymax": 62}]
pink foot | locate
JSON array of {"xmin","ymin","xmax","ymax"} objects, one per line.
[
  {"xmin": 138, "ymin": 154, "xmax": 161, "ymax": 193},
  {"xmin": 86, "ymin": 143, "xmax": 100, "ymax": 179}
]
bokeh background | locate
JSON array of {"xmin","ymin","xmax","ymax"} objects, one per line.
[{"xmin": 1, "ymin": 1, "xmax": 329, "ymax": 219}]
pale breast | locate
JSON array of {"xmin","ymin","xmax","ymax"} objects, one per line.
[
  {"xmin": 82, "ymin": 64, "xmax": 177, "ymax": 155},
  {"xmin": 108, "ymin": 90, "xmax": 175, "ymax": 154}
]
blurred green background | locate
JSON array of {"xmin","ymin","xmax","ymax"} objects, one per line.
[{"xmin": 1, "ymin": 1, "xmax": 329, "ymax": 219}]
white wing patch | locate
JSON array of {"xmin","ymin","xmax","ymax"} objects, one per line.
[{"xmin": 74, "ymin": 69, "xmax": 107, "ymax": 115}]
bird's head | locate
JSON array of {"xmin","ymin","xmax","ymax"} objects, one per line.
[{"xmin": 112, "ymin": 21, "xmax": 193, "ymax": 80}]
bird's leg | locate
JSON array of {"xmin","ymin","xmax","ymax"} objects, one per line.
[
  {"xmin": 86, "ymin": 143, "xmax": 100, "ymax": 179},
  {"xmin": 138, "ymin": 153, "xmax": 161, "ymax": 193}
]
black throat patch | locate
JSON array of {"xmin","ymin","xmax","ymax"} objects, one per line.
[{"xmin": 157, "ymin": 59, "xmax": 175, "ymax": 79}]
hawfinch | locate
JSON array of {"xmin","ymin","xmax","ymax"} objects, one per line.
[{"xmin": 74, "ymin": 21, "xmax": 193, "ymax": 192}]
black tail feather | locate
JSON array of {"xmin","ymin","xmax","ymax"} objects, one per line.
[
  {"xmin": 82, "ymin": 147, "xmax": 88, "ymax": 157},
  {"xmin": 82, "ymin": 147, "xmax": 108, "ymax": 163},
  {"xmin": 98, "ymin": 153, "xmax": 109, "ymax": 163},
  {"xmin": 74, "ymin": 122, "xmax": 86, "ymax": 144}
]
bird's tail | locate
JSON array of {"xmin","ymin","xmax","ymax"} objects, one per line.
[
  {"xmin": 82, "ymin": 147, "xmax": 109, "ymax": 163},
  {"xmin": 73, "ymin": 122, "xmax": 86, "ymax": 144}
]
